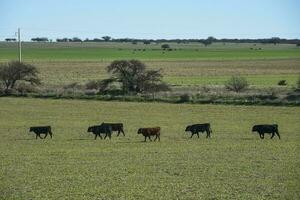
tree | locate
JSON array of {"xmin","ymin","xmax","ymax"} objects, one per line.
[
  {"xmin": 161, "ymin": 44, "xmax": 170, "ymax": 50},
  {"xmin": 201, "ymin": 36, "xmax": 216, "ymax": 47},
  {"xmin": 270, "ymin": 37, "xmax": 281, "ymax": 45},
  {"xmin": 102, "ymin": 36, "xmax": 111, "ymax": 42},
  {"xmin": 142, "ymin": 70, "xmax": 170, "ymax": 99},
  {"xmin": 143, "ymin": 41, "xmax": 151, "ymax": 45},
  {"xmin": 100, "ymin": 60, "xmax": 170, "ymax": 95},
  {"xmin": 201, "ymin": 40, "xmax": 212, "ymax": 47},
  {"xmin": 225, "ymin": 76, "xmax": 249, "ymax": 92},
  {"xmin": 0, "ymin": 61, "xmax": 40, "ymax": 93}
]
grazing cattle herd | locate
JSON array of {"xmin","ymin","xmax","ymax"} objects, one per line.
[{"xmin": 28, "ymin": 123, "xmax": 281, "ymax": 141}]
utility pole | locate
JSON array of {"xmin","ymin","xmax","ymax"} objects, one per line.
[{"xmin": 18, "ymin": 28, "xmax": 22, "ymax": 62}]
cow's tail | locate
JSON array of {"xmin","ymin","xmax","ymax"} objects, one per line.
[{"xmin": 209, "ymin": 125, "xmax": 212, "ymax": 133}]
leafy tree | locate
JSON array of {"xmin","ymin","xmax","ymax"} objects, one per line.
[
  {"xmin": 0, "ymin": 61, "xmax": 40, "ymax": 93},
  {"xmin": 225, "ymin": 76, "xmax": 249, "ymax": 92},
  {"xmin": 100, "ymin": 60, "xmax": 170, "ymax": 95},
  {"xmin": 201, "ymin": 36, "xmax": 216, "ymax": 47},
  {"xmin": 102, "ymin": 36, "xmax": 111, "ymax": 41},
  {"xmin": 270, "ymin": 37, "xmax": 281, "ymax": 45},
  {"xmin": 143, "ymin": 41, "xmax": 151, "ymax": 45}
]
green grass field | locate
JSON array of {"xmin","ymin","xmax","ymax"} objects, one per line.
[
  {"xmin": 1, "ymin": 42, "xmax": 300, "ymax": 88},
  {"xmin": 0, "ymin": 97, "xmax": 299, "ymax": 199},
  {"xmin": 1, "ymin": 42, "xmax": 300, "ymax": 61}
]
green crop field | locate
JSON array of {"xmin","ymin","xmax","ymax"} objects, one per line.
[
  {"xmin": 0, "ymin": 97, "xmax": 299, "ymax": 199},
  {"xmin": 1, "ymin": 42, "xmax": 300, "ymax": 61},
  {"xmin": 1, "ymin": 42, "xmax": 300, "ymax": 88}
]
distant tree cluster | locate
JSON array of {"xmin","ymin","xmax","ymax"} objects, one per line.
[
  {"xmin": 4, "ymin": 36, "xmax": 300, "ymax": 45},
  {"xmin": 56, "ymin": 37, "xmax": 82, "ymax": 42},
  {"xmin": 31, "ymin": 37, "xmax": 49, "ymax": 42},
  {"xmin": 5, "ymin": 38, "xmax": 17, "ymax": 42}
]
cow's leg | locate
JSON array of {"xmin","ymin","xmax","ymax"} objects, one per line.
[
  {"xmin": 108, "ymin": 133, "xmax": 111, "ymax": 139},
  {"xmin": 197, "ymin": 132, "xmax": 199, "ymax": 138},
  {"xmin": 99, "ymin": 134, "xmax": 103, "ymax": 140},
  {"xmin": 39, "ymin": 134, "xmax": 44, "ymax": 139},
  {"xmin": 271, "ymin": 132, "xmax": 275, "ymax": 139},
  {"xmin": 36, "ymin": 134, "xmax": 38, "ymax": 139},
  {"xmin": 206, "ymin": 130, "xmax": 210, "ymax": 138},
  {"xmin": 121, "ymin": 129, "xmax": 125, "ymax": 136},
  {"xmin": 117, "ymin": 130, "xmax": 120, "ymax": 137},
  {"xmin": 260, "ymin": 133, "xmax": 264, "ymax": 139},
  {"xmin": 49, "ymin": 131, "xmax": 53, "ymax": 139},
  {"xmin": 94, "ymin": 134, "xmax": 97, "ymax": 140},
  {"xmin": 276, "ymin": 131, "xmax": 280, "ymax": 139},
  {"xmin": 144, "ymin": 136, "xmax": 147, "ymax": 142},
  {"xmin": 190, "ymin": 133, "xmax": 193, "ymax": 138},
  {"xmin": 154, "ymin": 134, "xmax": 158, "ymax": 141},
  {"xmin": 148, "ymin": 136, "xmax": 152, "ymax": 141},
  {"xmin": 43, "ymin": 133, "xmax": 48, "ymax": 139}
]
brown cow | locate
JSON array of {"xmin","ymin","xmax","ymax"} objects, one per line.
[{"xmin": 137, "ymin": 127, "xmax": 161, "ymax": 142}]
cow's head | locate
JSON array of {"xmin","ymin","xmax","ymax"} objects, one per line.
[
  {"xmin": 29, "ymin": 127, "xmax": 34, "ymax": 132},
  {"xmin": 252, "ymin": 125, "xmax": 258, "ymax": 132},
  {"xmin": 87, "ymin": 126, "xmax": 93, "ymax": 132},
  {"xmin": 185, "ymin": 126, "xmax": 191, "ymax": 132},
  {"xmin": 137, "ymin": 128, "xmax": 142, "ymax": 134}
]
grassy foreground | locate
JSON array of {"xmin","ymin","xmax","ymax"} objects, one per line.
[{"xmin": 0, "ymin": 97, "xmax": 299, "ymax": 199}]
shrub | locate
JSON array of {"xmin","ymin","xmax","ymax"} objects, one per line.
[
  {"xmin": 297, "ymin": 76, "xmax": 300, "ymax": 89},
  {"xmin": 161, "ymin": 44, "xmax": 170, "ymax": 49},
  {"xmin": 225, "ymin": 76, "xmax": 249, "ymax": 92},
  {"xmin": 16, "ymin": 82, "xmax": 37, "ymax": 94},
  {"xmin": 85, "ymin": 80, "xmax": 100, "ymax": 90},
  {"xmin": 63, "ymin": 82, "xmax": 81, "ymax": 90},
  {"xmin": 277, "ymin": 80, "xmax": 287, "ymax": 86},
  {"xmin": 178, "ymin": 94, "xmax": 190, "ymax": 103}
]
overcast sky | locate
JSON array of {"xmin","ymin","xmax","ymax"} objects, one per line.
[{"xmin": 0, "ymin": 0, "xmax": 299, "ymax": 40}]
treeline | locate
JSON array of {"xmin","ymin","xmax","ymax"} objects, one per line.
[{"xmin": 4, "ymin": 36, "xmax": 300, "ymax": 45}]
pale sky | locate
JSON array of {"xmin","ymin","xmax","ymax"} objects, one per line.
[{"xmin": 0, "ymin": 0, "xmax": 299, "ymax": 40}]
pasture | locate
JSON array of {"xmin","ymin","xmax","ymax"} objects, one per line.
[
  {"xmin": 0, "ymin": 42, "xmax": 300, "ymax": 88},
  {"xmin": 0, "ymin": 97, "xmax": 299, "ymax": 199}
]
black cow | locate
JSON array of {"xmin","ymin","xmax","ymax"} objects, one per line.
[
  {"xmin": 185, "ymin": 123, "xmax": 212, "ymax": 138},
  {"xmin": 87, "ymin": 124, "xmax": 112, "ymax": 140},
  {"xmin": 29, "ymin": 126, "xmax": 53, "ymax": 139},
  {"xmin": 101, "ymin": 123, "xmax": 125, "ymax": 136},
  {"xmin": 252, "ymin": 124, "xmax": 280, "ymax": 139}
]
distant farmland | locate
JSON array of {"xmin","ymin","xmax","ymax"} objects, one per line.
[
  {"xmin": 0, "ymin": 42, "xmax": 299, "ymax": 88},
  {"xmin": 0, "ymin": 42, "xmax": 300, "ymax": 61}
]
